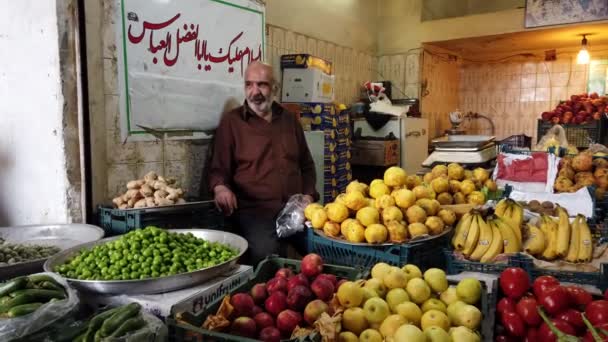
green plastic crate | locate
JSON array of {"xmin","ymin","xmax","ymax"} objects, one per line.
[
  {"xmin": 98, "ymin": 201, "xmax": 224, "ymax": 235},
  {"xmin": 167, "ymin": 256, "xmax": 364, "ymax": 342}
]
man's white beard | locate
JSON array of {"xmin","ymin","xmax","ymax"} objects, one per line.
[{"xmin": 247, "ymin": 98, "xmax": 272, "ymax": 115}]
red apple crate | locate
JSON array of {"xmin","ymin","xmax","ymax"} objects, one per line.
[
  {"xmin": 166, "ymin": 256, "xmax": 364, "ymax": 342},
  {"xmin": 536, "ymin": 116, "xmax": 608, "ymax": 149}
]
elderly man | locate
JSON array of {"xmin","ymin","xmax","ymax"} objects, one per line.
[{"xmin": 208, "ymin": 61, "xmax": 319, "ymax": 265}]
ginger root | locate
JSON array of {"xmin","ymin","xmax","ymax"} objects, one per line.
[
  {"xmin": 113, "ymin": 172, "xmax": 187, "ymax": 209},
  {"xmin": 144, "ymin": 171, "xmax": 158, "ymax": 182},
  {"xmin": 140, "ymin": 184, "xmax": 153, "ymax": 197},
  {"xmin": 127, "ymin": 180, "xmax": 144, "ymax": 190},
  {"xmin": 133, "ymin": 198, "xmax": 147, "ymax": 208},
  {"xmin": 155, "ymin": 197, "xmax": 174, "ymax": 206}
]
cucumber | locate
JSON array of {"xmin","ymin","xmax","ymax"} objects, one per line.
[
  {"xmin": 99, "ymin": 303, "xmax": 141, "ymax": 337},
  {"xmin": 7, "ymin": 302, "xmax": 43, "ymax": 317},
  {"xmin": 73, "ymin": 333, "xmax": 87, "ymax": 342},
  {"xmin": 108, "ymin": 315, "xmax": 145, "ymax": 338},
  {"xmin": 27, "ymin": 274, "xmax": 61, "ymax": 286},
  {"xmin": 52, "ymin": 319, "xmax": 91, "ymax": 342},
  {"xmin": 0, "ymin": 277, "xmax": 27, "ymax": 297},
  {"xmin": 7, "ymin": 289, "xmax": 65, "ymax": 301},
  {"xmin": 40, "ymin": 280, "xmax": 64, "ymax": 291},
  {"xmin": 83, "ymin": 306, "xmax": 123, "ymax": 342},
  {"xmin": 0, "ymin": 293, "xmax": 35, "ymax": 313},
  {"xmin": 0, "ymin": 296, "xmax": 11, "ymax": 305}
]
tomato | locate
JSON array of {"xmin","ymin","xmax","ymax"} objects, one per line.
[
  {"xmin": 516, "ymin": 296, "xmax": 542, "ymax": 326},
  {"xmin": 533, "ymin": 275, "xmax": 559, "ymax": 298},
  {"xmin": 555, "ymin": 308, "xmax": 584, "ymax": 331},
  {"xmin": 539, "ymin": 285, "xmax": 570, "ymax": 315},
  {"xmin": 500, "ymin": 267, "xmax": 530, "ymax": 299},
  {"xmin": 565, "ymin": 286, "xmax": 593, "ymax": 307},
  {"xmin": 524, "ymin": 327, "xmax": 538, "ymax": 342},
  {"xmin": 538, "ymin": 319, "xmax": 576, "ymax": 342},
  {"xmin": 497, "ymin": 297, "xmax": 517, "ymax": 319},
  {"xmin": 586, "ymin": 300, "xmax": 608, "ymax": 326},
  {"xmin": 501, "ymin": 311, "xmax": 526, "ymax": 337},
  {"xmin": 495, "ymin": 335, "xmax": 518, "ymax": 342}
]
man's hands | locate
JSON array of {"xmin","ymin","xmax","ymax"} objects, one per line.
[{"xmin": 214, "ymin": 185, "xmax": 237, "ymax": 216}]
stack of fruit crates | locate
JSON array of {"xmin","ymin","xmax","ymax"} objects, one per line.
[{"xmin": 299, "ymin": 103, "xmax": 352, "ymax": 203}]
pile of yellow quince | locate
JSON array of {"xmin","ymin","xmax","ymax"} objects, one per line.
[{"xmin": 304, "ymin": 166, "xmax": 467, "ymax": 244}]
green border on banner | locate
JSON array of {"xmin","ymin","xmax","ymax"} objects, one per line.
[{"xmin": 119, "ymin": 0, "xmax": 266, "ymax": 136}]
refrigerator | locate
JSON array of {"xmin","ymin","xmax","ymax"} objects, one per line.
[{"xmin": 353, "ymin": 116, "xmax": 429, "ymax": 175}]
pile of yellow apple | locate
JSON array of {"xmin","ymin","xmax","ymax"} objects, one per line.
[
  {"xmin": 335, "ymin": 262, "xmax": 483, "ymax": 342},
  {"xmin": 304, "ymin": 165, "xmax": 482, "ymax": 244}
]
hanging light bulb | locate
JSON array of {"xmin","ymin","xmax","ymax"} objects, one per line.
[{"xmin": 577, "ymin": 34, "xmax": 590, "ymax": 64}]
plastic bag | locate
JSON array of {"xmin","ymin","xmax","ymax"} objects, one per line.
[
  {"xmin": 276, "ymin": 194, "xmax": 313, "ymax": 238},
  {"xmin": 0, "ymin": 272, "xmax": 80, "ymax": 341},
  {"xmin": 103, "ymin": 310, "xmax": 167, "ymax": 342},
  {"xmin": 534, "ymin": 125, "xmax": 570, "ymax": 152},
  {"xmin": 587, "ymin": 143, "xmax": 608, "ymax": 155}
]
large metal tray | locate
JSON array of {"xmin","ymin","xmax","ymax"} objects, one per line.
[
  {"xmin": 44, "ymin": 229, "xmax": 248, "ymax": 295},
  {"xmin": 0, "ymin": 224, "xmax": 105, "ymax": 280},
  {"xmin": 313, "ymin": 226, "xmax": 453, "ymax": 247},
  {"xmin": 432, "ymin": 135, "xmax": 495, "ymax": 148}
]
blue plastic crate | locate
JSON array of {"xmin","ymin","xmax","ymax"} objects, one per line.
[
  {"xmin": 307, "ymin": 228, "xmax": 451, "ymax": 271},
  {"xmin": 520, "ymin": 255, "xmax": 608, "ymax": 291},
  {"xmin": 444, "ymin": 249, "xmax": 527, "ymax": 275}
]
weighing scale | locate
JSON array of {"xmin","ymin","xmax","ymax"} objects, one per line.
[
  {"xmin": 421, "ymin": 110, "xmax": 497, "ymax": 168},
  {"xmin": 422, "ymin": 136, "xmax": 497, "ymax": 167}
]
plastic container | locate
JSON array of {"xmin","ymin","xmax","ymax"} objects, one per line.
[
  {"xmin": 499, "ymin": 134, "xmax": 532, "ymax": 151},
  {"xmin": 98, "ymin": 201, "xmax": 224, "ymax": 235},
  {"xmin": 167, "ymin": 256, "xmax": 363, "ymax": 342},
  {"xmin": 520, "ymin": 255, "xmax": 608, "ymax": 291},
  {"xmin": 537, "ymin": 117, "xmax": 608, "ymax": 149},
  {"xmin": 307, "ymin": 228, "xmax": 452, "ymax": 271},
  {"xmin": 444, "ymin": 249, "xmax": 528, "ymax": 276}
]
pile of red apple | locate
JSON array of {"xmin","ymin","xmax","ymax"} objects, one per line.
[
  {"xmin": 541, "ymin": 92, "xmax": 607, "ymax": 125},
  {"xmin": 226, "ymin": 254, "xmax": 344, "ymax": 342},
  {"xmin": 496, "ymin": 267, "xmax": 608, "ymax": 341}
]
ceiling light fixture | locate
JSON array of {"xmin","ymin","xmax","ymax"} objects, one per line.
[{"xmin": 577, "ymin": 34, "xmax": 590, "ymax": 64}]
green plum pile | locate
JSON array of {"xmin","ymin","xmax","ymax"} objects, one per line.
[{"xmin": 55, "ymin": 226, "xmax": 239, "ymax": 281}]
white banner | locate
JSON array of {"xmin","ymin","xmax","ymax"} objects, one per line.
[{"xmin": 115, "ymin": 0, "xmax": 265, "ymax": 140}]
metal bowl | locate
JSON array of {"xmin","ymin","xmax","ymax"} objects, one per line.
[
  {"xmin": 0, "ymin": 224, "xmax": 105, "ymax": 280},
  {"xmin": 44, "ymin": 229, "xmax": 248, "ymax": 295}
]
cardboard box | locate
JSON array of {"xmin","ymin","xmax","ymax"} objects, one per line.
[
  {"xmin": 281, "ymin": 68, "xmax": 335, "ymax": 103},
  {"xmin": 280, "ymin": 54, "xmax": 333, "ymax": 75},
  {"xmin": 80, "ymin": 265, "xmax": 253, "ymax": 319},
  {"xmin": 351, "ymin": 139, "xmax": 400, "ymax": 166}
]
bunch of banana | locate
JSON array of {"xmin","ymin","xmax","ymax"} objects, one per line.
[
  {"xmin": 452, "ymin": 211, "xmax": 521, "ymax": 263},
  {"xmin": 495, "ymin": 198, "xmax": 524, "ymax": 235},
  {"xmin": 522, "ymin": 207, "xmax": 593, "ymax": 263}
]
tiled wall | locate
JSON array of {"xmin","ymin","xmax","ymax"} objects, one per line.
[
  {"xmin": 459, "ymin": 54, "xmax": 590, "ymax": 141},
  {"xmin": 377, "ymin": 51, "xmax": 422, "ymax": 100},
  {"xmin": 420, "ymin": 50, "xmax": 460, "ymax": 138},
  {"xmin": 98, "ymin": 1, "xmax": 377, "ymax": 203}
]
